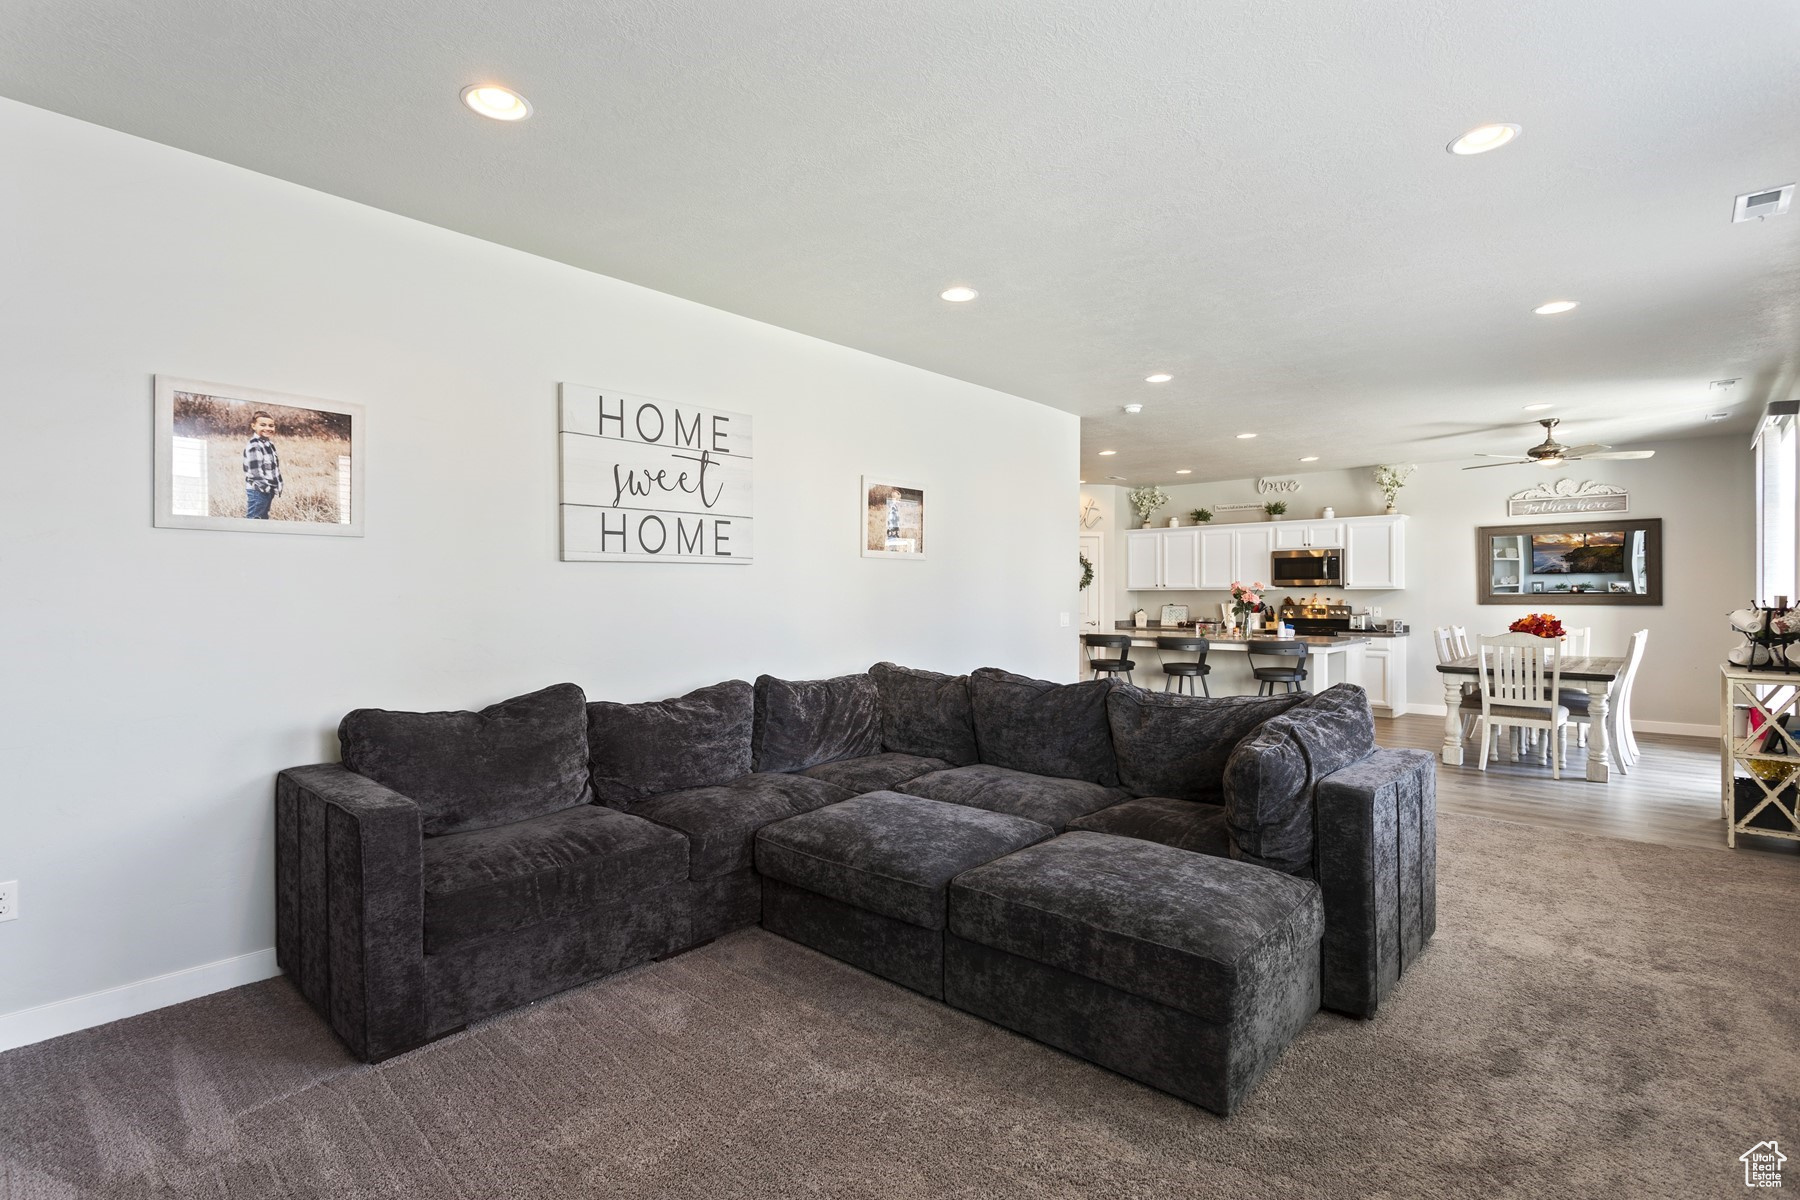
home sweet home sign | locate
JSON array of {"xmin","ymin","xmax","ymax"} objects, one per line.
[{"xmin": 559, "ymin": 383, "xmax": 754, "ymax": 563}]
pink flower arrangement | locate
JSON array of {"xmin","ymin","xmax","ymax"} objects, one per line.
[
  {"xmin": 1509, "ymin": 612, "xmax": 1566, "ymax": 639},
  {"xmin": 1230, "ymin": 580, "xmax": 1265, "ymax": 616}
]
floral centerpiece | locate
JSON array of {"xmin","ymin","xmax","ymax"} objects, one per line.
[
  {"xmin": 1509, "ymin": 612, "xmax": 1566, "ymax": 639},
  {"xmin": 1230, "ymin": 580, "xmax": 1265, "ymax": 631},
  {"xmin": 1373, "ymin": 464, "xmax": 1414, "ymax": 514},
  {"xmin": 1128, "ymin": 485, "xmax": 1169, "ymax": 528}
]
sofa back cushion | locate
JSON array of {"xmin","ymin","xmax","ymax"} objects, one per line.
[
  {"xmin": 1107, "ymin": 687, "xmax": 1310, "ymax": 803},
  {"xmin": 968, "ymin": 667, "xmax": 1118, "ymax": 785},
  {"xmin": 1221, "ymin": 684, "xmax": 1376, "ymax": 876},
  {"xmin": 752, "ymin": 673, "xmax": 883, "ymax": 773},
  {"xmin": 868, "ymin": 662, "xmax": 979, "ymax": 766},
  {"xmin": 339, "ymin": 682, "xmax": 593, "ymax": 837},
  {"xmin": 587, "ymin": 680, "xmax": 753, "ymax": 810}
]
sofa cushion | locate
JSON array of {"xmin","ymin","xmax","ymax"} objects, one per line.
[
  {"xmin": 868, "ymin": 662, "xmax": 980, "ymax": 766},
  {"xmin": 752, "ymin": 674, "xmax": 883, "ymax": 774},
  {"xmin": 634, "ymin": 773, "xmax": 855, "ymax": 879},
  {"xmin": 799, "ymin": 752, "xmax": 950, "ymax": 794},
  {"xmin": 1106, "ymin": 687, "xmax": 1310, "ymax": 804},
  {"xmin": 897, "ymin": 764, "xmax": 1128, "ymax": 832},
  {"xmin": 1223, "ymin": 684, "xmax": 1377, "ymax": 876},
  {"xmin": 947, "ymin": 831, "xmax": 1324, "ymax": 1025},
  {"xmin": 967, "ymin": 668, "xmax": 1119, "ymax": 785},
  {"xmin": 421, "ymin": 804, "xmax": 688, "ymax": 953},
  {"xmin": 1065, "ymin": 796, "xmax": 1233, "ymax": 857},
  {"xmin": 587, "ymin": 680, "xmax": 753, "ymax": 811},
  {"xmin": 339, "ymin": 682, "xmax": 592, "ymax": 837},
  {"xmin": 756, "ymin": 792, "xmax": 1052, "ymax": 929}
]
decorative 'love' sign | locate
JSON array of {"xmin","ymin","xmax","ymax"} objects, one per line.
[{"xmin": 559, "ymin": 383, "xmax": 754, "ymax": 563}]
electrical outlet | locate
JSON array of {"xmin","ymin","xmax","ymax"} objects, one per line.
[{"xmin": 0, "ymin": 881, "xmax": 16, "ymax": 923}]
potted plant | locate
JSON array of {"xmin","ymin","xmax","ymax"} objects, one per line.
[
  {"xmin": 1263, "ymin": 500, "xmax": 1288, "ymax": 521},
  {"xmin": 1373, "ymin": 464, "xmax": 1414, "ymax": 514},
  {"xmin": 1128, "ymin": 485, "xmax": 1169, "ymax": 529},
  {"xmin": 1188, "ymin": 508, "xmax": 1213, "ymax": 524}
]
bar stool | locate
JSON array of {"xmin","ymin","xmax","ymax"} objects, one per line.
[
  {"xmin": 1156, "ymin": 635, "xmax": 1211, "ymax": 695},
  {"xmin": 1082, "ymin": 633, "xmax": 1136, "ymax": 685},
  {"xmin": 1246, "ymin": 640, "xmax": 1308, "ymax": 695}
]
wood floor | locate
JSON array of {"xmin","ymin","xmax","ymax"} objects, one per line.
[{"xmin": 1377, "ymin": 711, "xmax": 1798, "ymax": 857}]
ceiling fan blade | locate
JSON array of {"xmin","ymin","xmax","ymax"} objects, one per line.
[
  {"xmin": 1570, "ymin": 450, "xmax": 1655, "ymax": 461},
  {"xmin": 1557, "ymin": 443, "xmax": 1611, "ymax": 457},
  {"xmin": 1473, "ymin": 453, "xmax": 1529, "ymax": 459},
  {"xmin": 1462, "ymin": 460, "xmax": 1530, "ymax": 470}
]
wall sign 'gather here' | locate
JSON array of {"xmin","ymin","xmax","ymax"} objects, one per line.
[{"xmin": 559, "ymin": 383, "xmax": 755, "ymax": 563}]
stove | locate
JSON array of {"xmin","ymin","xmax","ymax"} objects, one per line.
[{"xmin": 1277, "ymin": 601, "xmax": 1353, "ymax": 637}]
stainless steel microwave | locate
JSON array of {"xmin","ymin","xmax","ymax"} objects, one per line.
[{"xmin": 1271, "ymin": 548, "xmax": 1343, "ymax": 587}]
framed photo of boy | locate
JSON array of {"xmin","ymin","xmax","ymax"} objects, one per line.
[
  {"xmin": 862, "ymin": 475, "xmax": 926, "ymax": 558},
  {"xmin": 153, "ymin": 376, "xmax": 364, "ymax": 536}
]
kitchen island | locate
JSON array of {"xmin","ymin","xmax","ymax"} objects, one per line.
[{"xmin": 1108, "ymin": 622, "xmax": 1370, "ymax": 697}]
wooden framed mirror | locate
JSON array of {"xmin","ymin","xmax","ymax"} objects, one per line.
[{"xmin": 1475, "ymin": 517, "xmax": 1662, "ymax": 605}]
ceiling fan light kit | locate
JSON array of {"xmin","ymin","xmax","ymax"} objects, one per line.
[{"xmin": 1463, "ymin": 418, "xmax": 1656, "ymax": 471}]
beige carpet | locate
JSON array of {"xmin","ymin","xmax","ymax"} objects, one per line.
[{"xmin": 2, "ymin": 813, "xmax": 1796, "ymax": 1199}]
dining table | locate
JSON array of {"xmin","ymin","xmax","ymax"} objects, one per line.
[{"xmin": 1434, "ymin": 653, "xmax": 1628, "ymax": 783}]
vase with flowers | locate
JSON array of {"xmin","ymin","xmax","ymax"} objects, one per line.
[
  {"xmin": 1508, "ymin": 612, "xmax": 1566, "ymax": 639},
  {"xmin": 1230, "ymin": 580, "xmax": 1265, "ymax": 634},
  {"xmin": 1373, "ymin": 464, "xmax": 1414, "ymax": 514},
  {"xmin": 1128, "ymin": 485, "xmax": 1170, "ymax": 529}
]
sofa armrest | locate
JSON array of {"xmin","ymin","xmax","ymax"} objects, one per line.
[
  {"xmin": 1312, "ymin": 748, "xmax": 1437, "ymax": 1018},
  {"xmin": 275, "ymin": 763, "xmax": 427, "ymax": 1060}
]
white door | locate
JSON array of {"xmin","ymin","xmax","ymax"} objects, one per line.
[
  {"xmin": 1197, "ymin": 528, "xmax": 1234, "ymax": 589},
  {"xmin": 1078, "ymin": 533, "xmax": 1107, "ymax": 634},
  {"xmin": 1162, "ymin": 530, "xmax": 1200, "ymax": 589},
  {"xmin": 1232, "ymin": 526, "xmax": 1274, "ymax": 583},
  {"xmin": 1126, "ymin": 530, "xmax": 1162, "ymax": 590},
  {"xmin": 1361, "ymin": 645, "xmax": 1393, "ymax": 709},
  {"xmin": 1271, "ymin": 523, "xmax": 1312, "ymax": 550},
  {"xmin": 1306, "ymin": 521, "xmax": 1346, "ymax": 548},
  {"xmin": 1344, "ymin": 518, "xmax": 1405, "ymax": 589}
]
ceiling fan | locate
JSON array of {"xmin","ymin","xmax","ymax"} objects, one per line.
[{"xmin": 1462, "ymin": 418, "xmax": 1656, "ymax": 470}]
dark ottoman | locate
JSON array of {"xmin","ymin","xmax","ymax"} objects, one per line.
[
  {"xmin": 755, "ymin": 791, "xmax": 1053, "ymax": 998},
  {"xmin": 945, "ymin": 831, "xmax": 1322, "ymax": 1116}
]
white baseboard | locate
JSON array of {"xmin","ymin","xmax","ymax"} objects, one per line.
[
  {"xmin": 0, "ymin": 948, "xmax": 280, "ymax": 1054},
  {"xmin": 1400, "ymin": 702, "xmax": 1716, "ymax": 738}
]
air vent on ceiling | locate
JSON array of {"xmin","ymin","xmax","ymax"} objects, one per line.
[{"xmin": 1733, "ymin": 184, "xmax": 1793, "ymax": 223}]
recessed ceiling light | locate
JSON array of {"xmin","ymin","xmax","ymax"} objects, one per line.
[
  {"xmin": 939, "ymin": 285, "xmax": 978, "ymax": 303},
  {"xmin": 1533, "ymin": 300, "xmax": 1579, "ymax": 315},
  {"xmin": 1122, "ymin": 404, "xmax": 1144, "ymax": 414},
  {"xmin": 1098, "ymin": 449, "xmax": 1117, "ymax": 456},
  {"xmin": 1236, "ymin": 433, "xmax": 1257, "ymax": 439},
  {"xmin": 1079, "ymin": 479, "xmax": 1087, "ymax": 483},
  {"xmin": 461, "ymin": 84, "xmax": 532, "ymax": 121},
  {"xmin": 1145, "ymin": 373, "xmax": 1173, "ymax": 384},
  {"xmin": 1448, "ymin": 123, "xmax": 1520, "ymax": 155},
  {"xmin": 1106, "ymin": 475, "xmax": 1126, "ymax": 481},
  {"xmin": 1707, "ymin": 412, "xmax": 1731, "ymax": 421},
  {"xmin": 1523, "ymin": 403, "xmax": 1554, "ymax": 411},
  {"xmin": 1299, "ymin": 456, "xmax": 1319, "ymax": 462},
  {"xmin": 1175, "ymin": 469, "xmax": 1192, "ymax": 474}
]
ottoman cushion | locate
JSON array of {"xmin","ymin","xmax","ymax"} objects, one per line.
[
  {"xmin": 800, "ymin": 752, "xmax": 951, "ymax": 795},
  {"xmin": 896, "ymin": 764, "xmax": 1128, "ymax": 831},
  {"xmin": 757, "ymin": 792, "xmax": 1052, "ymax": 929},
  {"xmin": 948, "ymin": 831, "xmax": 1323, "ymax": 1024},
  {"xmin": 1065, "ymin": 796, "xmax": 1233, "ymax": 857}
]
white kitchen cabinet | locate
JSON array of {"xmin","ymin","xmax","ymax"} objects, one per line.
[
  {"xmin": 1162, "ymin": 530, "xmax": 1200, "ymax": 589},
  {"xmin": 1271, "ymin": 521, "xmax": 1345, "ymax": 550},
  {"xmin": 1359, "ymin": 638, "xmax": 1408, "ymax": 714},
  {"xmin": 1126, "ymin": 529, "xmax": 1161, "ymax": 590},
  {"xmin": 1343, "ymin": 515, "xmax": 1407, "ymax": 590},
  {"xmin": 1232, "ymin": 526, "xmax": 1273, "ymax": 582},
  {"xmin": 1197, "ymin": 527, "xmax": 1235, "ymax": 590}
]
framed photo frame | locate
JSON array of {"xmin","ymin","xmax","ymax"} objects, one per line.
[
  {"xmin": 154, "ymin": 376, "xmax": 364, "ymax": 536},
  {"xmin": 862, "ymin": 475, "xmax": 926, "ymax": 558}
]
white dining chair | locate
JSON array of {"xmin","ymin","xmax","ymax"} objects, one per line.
[
  {"xmin": 1611, "ymin": 629, "xmax": 1649, "ymax": 768},
  {"xmin": 1563, "ymin": 627, "xmax": 1592, "ymax": 657},
  {"xmin": 1435, "ymin": 626, "xmax": 1479, "ymax": 741},
  {"xmin": 1451, "ymin": 625, "xmax": 1472, "ymax": 658},
  {"xmin": 1476, "ymin": 633, "xmax": 1570, "ymax": 779}
]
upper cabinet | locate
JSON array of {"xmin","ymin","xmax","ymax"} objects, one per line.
[
  {"xmin": 1342, "ymin": 516, "xmax": 1407, "ymax": 590},
  {"xmin": 1127, "ymin": 515, "xmax": 1406, "ymax": 591}
]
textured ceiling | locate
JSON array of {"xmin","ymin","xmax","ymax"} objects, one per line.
[{"xmin": 3, "ymin": 0, "xmax": 1797, "ymax": 484}]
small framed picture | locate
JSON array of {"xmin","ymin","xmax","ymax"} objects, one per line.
[
  {"xmin": 154, "ymin": 377, "xmax": 364, "ymax": 536},
  {"xmin": 862, "ymin": 476, "xmax": 926, "ymax": 558},
  {"xmin": 1609, "ymin": 581, "xmax": 1633, "ymax": 593},
  {"xmin": 1531, "ymin": 581, "xmax": 1545, "ymax": 593}
]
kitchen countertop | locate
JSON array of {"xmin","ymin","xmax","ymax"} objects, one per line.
[
  {"xmin": 1113, "ymin": 620, "xmax": 1408, "ymax": 639},
  {"xmin": 1111, "ymin": 622, "xmax": 1370, "ymax": 648}
]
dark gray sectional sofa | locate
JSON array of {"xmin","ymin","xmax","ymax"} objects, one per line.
[{"xmin": 276, "ymin": 662, "xmax": 1436, "ymax": 1115}]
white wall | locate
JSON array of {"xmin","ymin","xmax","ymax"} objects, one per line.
[
  {"xmin": 0, "ymin": 100, "xmax": 1078, "ymax": 1029},
  {"xmin": 1119, "ymin": 438, "xmax": 1753, "ymax": 731}
]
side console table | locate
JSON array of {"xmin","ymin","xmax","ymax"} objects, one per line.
[{"xmin": 1720, "ymin": 665, "xmax": 1800, "ymax": 848}]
